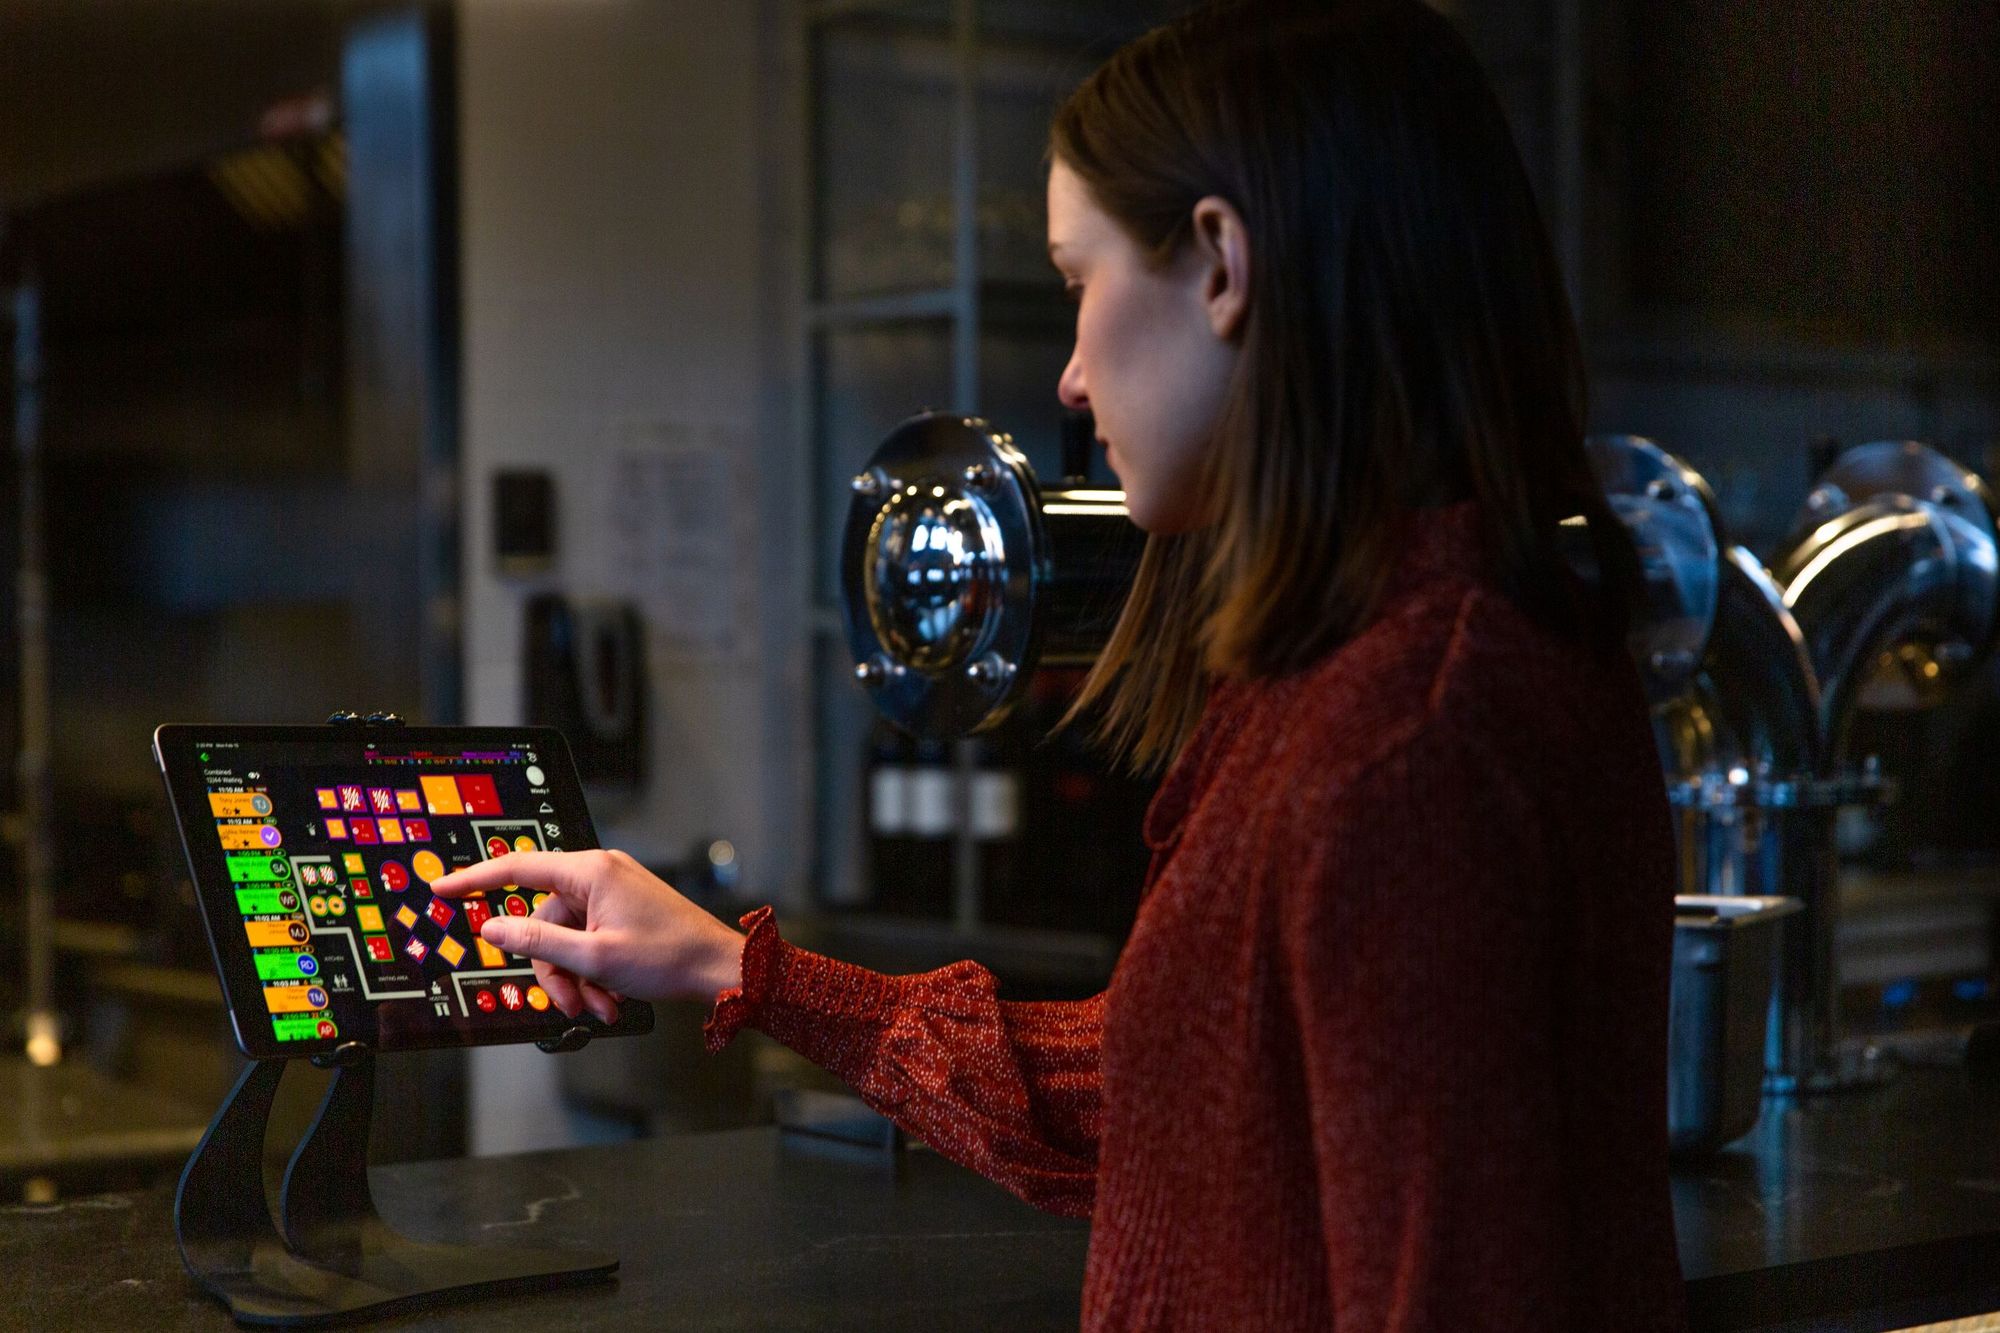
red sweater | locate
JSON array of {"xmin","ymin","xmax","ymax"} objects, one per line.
[{"xmin": 708, "ymin": 503, "xmax": 1687, "ymax": 1331}]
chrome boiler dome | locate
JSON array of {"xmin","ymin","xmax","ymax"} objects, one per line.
[{"xmin": 841, "ymin": 412, "xmax": 1140, "ymax": 737}]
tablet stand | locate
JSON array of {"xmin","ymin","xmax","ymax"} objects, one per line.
[{"xmin": 174, "ymin": 1045, "xmax": 617, "ymax": 1326}]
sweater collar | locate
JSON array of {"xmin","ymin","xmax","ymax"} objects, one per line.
[{"xmin": 1379, "ymin": 500, "xmax": 1490, "ymax": 603}]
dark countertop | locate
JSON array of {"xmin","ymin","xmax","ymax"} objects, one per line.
[
  {"xmin": 8, "ymin": 1064, "xmax": 2000, "ymax": 1331},
  {"xmin": 1677, "ymin": 1060, "xmax": 2000, "ymax": 1331}
]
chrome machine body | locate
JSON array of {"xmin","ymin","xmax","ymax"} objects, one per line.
[
  {"xmin": 842, "ymin": 417, "xmax": 1726, "ymax": 736},
  {"xmin": 842, "ymin": 413, "xmax": 1140, "ymax": 738},
  {"xmin": 1657, "ymin": 439, "xmax": 2000, "ymax": 1091},
  {"xmin": 839, "ymin": 416, "xmax": 2000, "ymax": 1098}
]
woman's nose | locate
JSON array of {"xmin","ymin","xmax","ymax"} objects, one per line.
[{"xmin": 1057, "ymin": 347, "xmax": 1089, "ymax": 411}]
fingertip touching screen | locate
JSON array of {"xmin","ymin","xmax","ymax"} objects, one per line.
[{"xmin": 155, "ymin": 724, "xmax": 653, "ymax": 1060}]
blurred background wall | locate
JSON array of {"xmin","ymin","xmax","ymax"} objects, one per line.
[{"xmin": 1, "ymin": 0, "xmax": 1995, "ymax": 1184}]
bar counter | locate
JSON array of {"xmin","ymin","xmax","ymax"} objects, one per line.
[{"xmin": 6, "ymin": 1063, "xmax": 2000, "ymax": 1331}]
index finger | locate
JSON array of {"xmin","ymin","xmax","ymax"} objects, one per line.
[{"xmin": 430, "ymin": 850, "xmax": 595, "ymax": 905}]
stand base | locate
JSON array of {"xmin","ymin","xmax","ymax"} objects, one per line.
[
  {"xmin": 193, "ymin": 1226, "xmax": 616, "ymax": 1327},
  {"xmin": 178, "ymin": 1057, "xmax": 616, "ymax": 1327}
]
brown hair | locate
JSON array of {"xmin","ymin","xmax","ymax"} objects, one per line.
[{"xmin": 1050, "ymin": 0, "xmax": 1640, "ymax": 771}]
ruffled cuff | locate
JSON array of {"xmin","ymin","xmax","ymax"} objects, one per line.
[{"xmin": 703, "ymin": 905, "xmax": 782, "ymax": 1053}]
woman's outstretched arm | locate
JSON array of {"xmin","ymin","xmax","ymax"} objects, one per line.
[{"xmin": 433, "ymin": 850, "xmax": 1102, "ymax": 1216}]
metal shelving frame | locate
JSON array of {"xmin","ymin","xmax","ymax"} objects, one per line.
[
  {"xmin": 799, "ymin": 0, "xmax": 989, "ymax": 935},
  {"xmin": 794, "ymin": 0, "xmax": 1144, "ymax": 944}
]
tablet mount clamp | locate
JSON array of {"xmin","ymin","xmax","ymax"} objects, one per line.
[{"xmin": 172, "ymin": 711, "xmax": 614, "ymax": 1325}]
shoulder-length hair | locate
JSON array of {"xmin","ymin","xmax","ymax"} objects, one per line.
[{"xmin": 1050, "ymin": 0, "xmax": 1641, "ymax": 772}]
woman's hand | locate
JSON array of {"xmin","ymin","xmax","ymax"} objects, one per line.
[{"xmin": 430, "ymin": 849, "xmax": 744, "ymax": 1024}]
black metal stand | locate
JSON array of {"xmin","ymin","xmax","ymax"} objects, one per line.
[{"xmin": 174, "ymin": 1051, "xmax": 617, "ymax": 1326}]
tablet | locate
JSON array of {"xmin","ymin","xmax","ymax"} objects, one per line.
[{"xmin": 154, "ymin": 723, "xmax": 654, "ymax": 1061}]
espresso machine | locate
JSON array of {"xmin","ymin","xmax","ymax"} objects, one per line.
[{"xmin": 837, "ymin": 414, "xmax": 2000, "ymax": 1121}]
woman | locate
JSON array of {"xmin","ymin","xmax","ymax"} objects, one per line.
[{"xmin": 435, "ymin": 1, "xmax": 1687, "ymax": 1327}]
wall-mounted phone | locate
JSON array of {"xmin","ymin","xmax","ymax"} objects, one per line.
[{"xmin": 524, "ymin": 594, "xmax": 646, "ymax": 790}]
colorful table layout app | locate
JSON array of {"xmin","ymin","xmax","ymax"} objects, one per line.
[{"xmin": 456, "ymin": 775, "xmax": 503, "ymax": 816}]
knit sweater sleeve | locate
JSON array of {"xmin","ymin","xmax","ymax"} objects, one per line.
[
  {"xmin": 1279, "ymin": 729, "xmax": 1567, "ymax": 1331},
  {"xmin": 704, "ymin": 907, "xmax": 1101, "ymax": 1217}
]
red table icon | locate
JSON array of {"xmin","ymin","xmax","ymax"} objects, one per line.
[
  {"xmin": 504, "ymin": 895, "xmax": 530, "ymax": 917},
  {"xmin": 498, "ymin": 982, "xmax": 525, "ymax": 1011},
  {"xmin": 379, "ymin": 861, "xmax": 410, "ymax": 893},
  {"xmin": 457, "ymin": 775, "xmax": 503, "ymax": 816},
  {"xmin": 485, "ymin": 836, "xmax": 510, "ymax": 860},
  {"xmin": 474, "ymin": 989, "xmax": 497, "ymax": 1013},
  {"xmin": 463, "ymin": 899, "xmax": 493, "ymax": 934}
]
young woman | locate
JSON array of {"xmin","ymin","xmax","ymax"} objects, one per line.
[{"xmin": 435, "ymin": 1, "xmax": 1687, "ymax": 1326}]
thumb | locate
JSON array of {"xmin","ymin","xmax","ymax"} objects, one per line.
[{"xmin": 480, "ymin": 916, "xmax": 597, "ymax": 976}]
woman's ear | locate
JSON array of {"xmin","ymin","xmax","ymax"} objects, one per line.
[{"xmin": 1190, "ymin": 195, "xmax": 1251, "ymax": 341}]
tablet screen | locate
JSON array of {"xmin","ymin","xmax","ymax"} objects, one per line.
[{"xmin": 155, "ymin": 724, "xmax": 653, "ymax": 1059}]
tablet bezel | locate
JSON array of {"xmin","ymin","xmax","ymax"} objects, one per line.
[{"xmin": 155, "ymin": 722, "xmax": 654, "ymax": 1061}]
